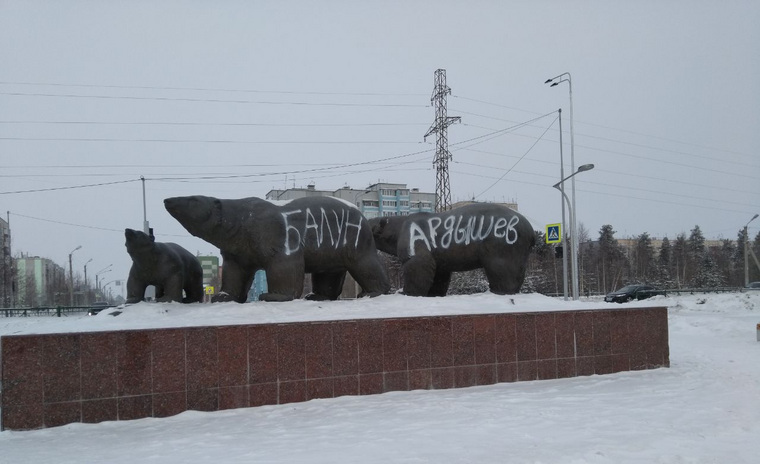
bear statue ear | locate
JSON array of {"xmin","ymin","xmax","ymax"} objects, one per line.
[{"xmin": 371, "ymin": 217, "xmax": 387, "ymax": 234}]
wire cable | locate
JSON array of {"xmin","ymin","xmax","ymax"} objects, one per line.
[
  {"xmin": 471, "ymin": 113, "xmax": 558, "ymax": 200},
  {"xmin": 0, "ymin": 80, "xmax": 428, "ymax": 97},
  {"xmin": 0, "ymin": 179, "xmax": 140, "ymax": 195},
  {"xmin": 0, "ymin": 91, "xmax": 428, "ymax": 108}
]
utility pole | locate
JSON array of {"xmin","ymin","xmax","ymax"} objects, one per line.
[
  {"xmin": 424, "ymin": 69, "xmax": 460, "ymax": 212},
  {"xmin": 746, "ymin": 214, "xmax": 759, "ymax": 286},
  {"xmin": 141, "ymin": 176, "xmax": 150, "ymax": 234}
]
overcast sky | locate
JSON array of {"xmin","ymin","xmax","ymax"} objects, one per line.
[{"xmin": 1, "ymin": 1, "xmax": 758, "ymax": 296}]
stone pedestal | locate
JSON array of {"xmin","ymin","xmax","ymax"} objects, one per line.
[{"xmin": 1, "ymin": 306, "xmax": 669, "ymax": 431}]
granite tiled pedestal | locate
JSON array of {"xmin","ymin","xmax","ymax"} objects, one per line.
[{"xmin": 1, "ymin": 306, "xmax": 669, "ymax": 430}]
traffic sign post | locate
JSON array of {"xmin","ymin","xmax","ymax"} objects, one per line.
[{"xmin": 546, "ymin": 223, "xmax": 562, "ymax": 244}]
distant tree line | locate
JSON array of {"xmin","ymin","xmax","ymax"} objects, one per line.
[
  {"xmin": 378, "ymin": 223, "xmax": 760, "ymax": 296},
  {"xmin": 524, "ymin": 224, "xmax": 760, "ymax": 295}
]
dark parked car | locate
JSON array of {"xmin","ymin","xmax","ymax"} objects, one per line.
[
  {"xmin": 88, "ymin": 301, "xmax": 111, "ymax": 316},
  {"xmin": 604, "ymin": 285, "xmax": 662, "ymax": 303},
  {"xmin": 745, "ymin": 282, "xmax": 760, "ymax": 290}
]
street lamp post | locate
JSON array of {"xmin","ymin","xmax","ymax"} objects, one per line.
[
  {"xmin": 557, "ymin": 108, "xmax": 568, "ymax": 300},
  {"xmin": 546, "ymin": 73, "xmax": 579, "ymax": 296},
  {"xmin": 553, "ymin": 164, "xmax": 594, "ymax": 300},
  {"xmin": 68, "ymin": 245, "xmax": 82, "ymax": 307},
  {"xmin": 745, "ymin": 214, "xmax": 759, "ymax": 287},
  {"xmin": 95, "ymin": 264, "xmax": 112, "ymax": 300},
  {"xmin": 83, "ymin": 258, "xmax": 92, "ymax": 305}
]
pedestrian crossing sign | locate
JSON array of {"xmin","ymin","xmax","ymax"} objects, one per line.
[{"xmin": 546, "ymin": 223, "xmax": 562, "ymax": 244}]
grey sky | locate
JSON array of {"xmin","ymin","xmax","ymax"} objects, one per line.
[{"xmin": 1, "ymin": 1, "xmax": 758, "ymax": 296}]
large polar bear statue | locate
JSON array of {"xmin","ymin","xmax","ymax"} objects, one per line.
[
  {"xmin": 164, "ymin": 195, "xmax": 390, "ymax": 302},
  {"xmin": 369, "ymin": 203, "xmax": 535, "ymax": 297}
]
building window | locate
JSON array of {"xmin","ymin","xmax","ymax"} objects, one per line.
[{"xmin": 382, "ymin": 200, "xmax": 397, "ymax": 207}]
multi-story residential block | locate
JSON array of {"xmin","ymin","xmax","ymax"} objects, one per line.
[
  {"xmin": 266, "ymin": 182, "xmax": 435, "ymax": 218},
  {"xmin": 15, "ymin": 256, "xmax": 66, "ymax": 307}
]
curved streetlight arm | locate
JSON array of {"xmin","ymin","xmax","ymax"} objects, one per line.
[
  {"xmin": 553, "ymin": 164, "xmax": 594, "ymax": 189},
  {"xmin": 353, "ymin": 189, "xmax": 371, "ymax": 206},
  {"xmin": 553, "ymin": 186, "xmax": 573, "ymax": 230}
]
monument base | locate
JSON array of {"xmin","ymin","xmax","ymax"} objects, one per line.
[{"xmin": 1, "ymin": 306, "xmax": 669, "ymax": 431}]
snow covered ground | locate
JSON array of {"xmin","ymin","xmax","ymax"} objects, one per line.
[{"xmin": 1, "ymin": 292, "xmax": 759, "ymax": 463}]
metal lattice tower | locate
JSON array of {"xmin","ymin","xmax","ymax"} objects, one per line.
[{"xmin": 424, "ymin": 69, "xmax": 460, "ymax": 212}]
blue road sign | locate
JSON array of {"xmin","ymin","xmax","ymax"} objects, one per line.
[{"xmin": 546, "ymin": 223, "xmax": 562, "ymax": 244}]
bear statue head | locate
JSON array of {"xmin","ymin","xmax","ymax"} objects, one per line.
[
  {"xmin": 125, "ymin": 228, "xmax": 155, "ymax": 256},
  {"xmin": 164, "ymin": 196, "xmax": 238, "ymax": 246},
  {"xmin": 368, "ymin": 216, "xmax": 405, "ymax": 256}
]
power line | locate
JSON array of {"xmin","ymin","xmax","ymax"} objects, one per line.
[
  {"xmin": 452, "ymin": 169, "xmax": 756, "ymax": 217},
  {"xmin": 148, "ymin": 149, "xmax": 435, "ymax": 182},
  {"xmin": 0, "ymin": 80, "xmax": 428, "ymax": 97},
  {"xmin": 452, "ymin": 118, "xmax": 757, "ymax": 181},
  {"xmin": 0, "ymin": 91, "xmax": 428, "ymax": 108},
  {"xmin": 455, "ymin": 147, "xmax": 757, "ymax": 197},
  {"xmin": 0, "ymin": 146, "xmax": 438, "ymax": 194},
  {"xmin": 456, "ymin": 160, "xmax": 757, "ymax": 209},
  {"xmin": 0, "ymin": 179, "xmax": 140, "ymax": 195},
  {"xmin": 458, "ymin": 116, "xmax": 759, "ymax": 170},
  {"xmin": 453, "ymin": 93, "xmax": 754, "ymax": 159},
  {"xmin": 8, "ymin": 212, "xmax": 187, "ymax": 237},
  {"xmin": 0, "ymin": 120, "xmax": 429, "ymax": 127},
  {"xmin": 0, "ymin": 115, "xmax": 557, "ymax": 188},
  {"xmin": 473, "ymin": 112, "xmax": 558, "ymax": 200},
  {"xmin": 0, "ymin": 136, "xmax": 419, "ymax": 144}
]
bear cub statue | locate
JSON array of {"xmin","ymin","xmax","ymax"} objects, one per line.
[{"xmin": 124, "ymin": 228, "xmax": 204, "ymax": 304}]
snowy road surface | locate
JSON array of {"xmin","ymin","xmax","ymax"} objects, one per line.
[{"xmin": 1, "ymin": 292, "xmax": 758, "ymax": 463}]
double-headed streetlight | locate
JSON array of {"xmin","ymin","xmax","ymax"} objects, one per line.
[
  {"xmin": 553, "ymin": 164, "xmax": 594, "ymax": 300},
  {"xmin": 745, "ymin": 214, "xmax": 759, "ymax": 287},
  {"xmin": 95, "ymin": 264, "xmax": 112, "ymax": 299},
  {"xmin": 545, "ymin": 73, "xmax": 576, "ymax": 227},
  {"xmin": 68, "ymin": 245, "xmax": 82, "ymax": 307},
  {"xmin": 546, "ymin": 72, "xmax": 582, "ymax": 299}
]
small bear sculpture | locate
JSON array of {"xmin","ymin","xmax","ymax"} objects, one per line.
[
  {"xmin": 369, "ymin": 203, "xmax": 535, "ymax": 296},
  {"xmin": 124, "ymin": 228, "xmax": 204, "ymax": 304},
  {"xmin": 164, "ymin": 195, "xmax": 390, "ymax": 302}
]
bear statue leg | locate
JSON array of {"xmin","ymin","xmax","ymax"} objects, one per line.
[
  {"xmin": 307, "ymin": 271, "xmax": 346, "ymax": 301},
  {"xmin": 125, "ymin": 274, "xmax": 146, "ymax": 304},
  {"xmin": 156, "ymin": 274, "xmax": 184, "ymax": 303},
  {"xmin": 348, "ymin": 253, "xmax": 391, "ymax": 298},
  {"xmin": 183, "ymin": 281, "xmax": 204, "ymax": 303},
  {"xmin": 484, "ymin": 257, "xmax": 525, "ymax": 295},
  {"xmin": 260, "ymin": 259, "xmax": 304, "ymax": 302},
  {"xmin": 428, "ymin": 271, "xmax": 452, "ymax": 297},
  {"xmin": 401, "ymin": 254, "xmax": 436, "ymax": 297},
  {"xmin": 213, "ymin": 258, "xmax": 252, "ymax": 303}
]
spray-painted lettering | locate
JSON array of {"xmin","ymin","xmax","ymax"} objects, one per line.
[
  {"xmin": 409, "ymin": 214, "xmax": 519, "ymax": 256},
  {"xmin": 282, "ymin": 208, "xmax": 362, "ymax": 256}
]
